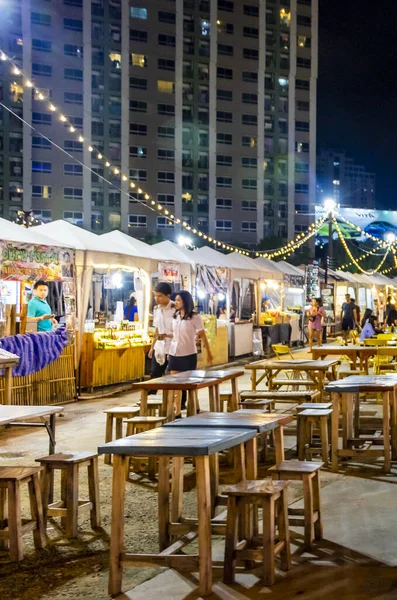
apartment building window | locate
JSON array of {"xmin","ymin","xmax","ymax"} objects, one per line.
[
  {"xmin": 158, "ymin": 58, "xmax": 175, "ymax": 72},
  {"xmin": 298, "ymin": 35, "xmax": 311, "ymax": 48},
  {"xmin": 158, "ymin": 194, "xmax": 175, "ymax": 206},
  {"xmin": 217, "ymin": 21, "xmax": 234, "ymax": 34},
  {"xmin": 158, "ymin": 126, "xmax": 174, "ymax": 139},
  {"xmin": 159, "ymin": 10, "xmax": 175, "ymax": 23},
  {"xmin": 218, "ymin": 44, "xmax": 233, "ymax": 56},
  {"xmin": 157, "ymin": 104, "xmax": 175, "ymax": 118},
  {"xmin": 9, "ymin": 133, "xmax": 22, "ymax": 153},
  {"xmin": 297, "ymin": 57, "xmax": 311, "ymax": 68},
  {"xmin": 278, "ymin": 222, "xmax": 288, "ymax": 237},
  {"xmin": 32, "ymin": 209, "xmax": 51, "ymax": 223},
  {"xmin": 296, "ymin": 141, "xmax": 309, "ymax": 153},
  {"xmin": 157, "ymin": 216, "xmax": 174, "ymax": 229},
  {"xmin": 199, "ymin": 130, "xmax": 209, "ymax": 146},
  {"xmin": 67, "ymin": 116, "xmax": 83, "ymax": 129},
  {"xmin": 64, "ymin": 140, "xmax": 83, "ymax": 153},
  {"xmin": 295, "ymin": 162, "xmax": 309, "ymax": 173},
  {"xmin": 295, "ymin": 183, "xmax": 309, "ymax": 193},
  {"xmin": 264, "ymin": 95, "xmax": 274, "ymax": 112},
  {"xmin": 64, "ymin": 188, "xmax": 83, "ymax": 200},
  {"xmin": 129, "ymin": 100, "xmax": 146, "ymax": 114},
  {"xmin": 296, "ymin": 79, "xmax": 310, "ymax": 90},
  {"xmin": 244, "ymin": 4, "xmax": 259, "ymax": 16},
  {"xmin": 182, "ymin": 172, "xmax": 193, "ymax": 190},
  {"xmin": 31, "ymin": 12, "xmax": 51, "ymax": 26},
  {"xmin": 279, "ymin": 182, "xmax": 288, "ymax": 197},
  {"xmin": 295, "ymin": 204, "xmax": 309, "ymax": 214},
  {"xmin": 263, "ymin": 221, "xmax": 273, "ymax": 236},
  {"xmin": 64, "ymin": 211, "xmax": 83, "ymax": 225},
  {"xmin": 264, "ymin": 158, "xmax": 274, "ymax": 175},
  {"xmin": 130, "ymin": 145, "xmax": 147, "ymax": 158},
  {"xmin": 92, "ymin": 119, "xmax": 104, "ymax": 136},
  {"xmin": 91, "ymin": 189, "xmax": 104, "ymax": 206},
  {"xmin": 297, "ymin": 15, "xmax": 311, "ymax": 26},
  {"xmin": 64, "ymin": 44, "xmax": 83, "ymax": 57},
  {"xmin": 198, "ymin": 174, "xmax": 208, "ymax": 191},
  {"xmin": 130, "ymin": 169, "xmax": 147, "ymax": 181},
  {"xmin": 64, "ymin": 164, "xmax": 83, "ymax": 176},
  {"xmin": 279, "ymin": 54, "xmax": 289, "ymax": 70},
  {"xmin": 65, "ymin": 0, "xmax": 83, "ymax": 5},
  {"xmin": 198, "ymin": 107, "xmax": 209, "ymax": 124},
  {"xmin": 9, "ymin": 184, "xmax": 23, "ymax": 201},
  {"xmin": 242, "ymin": 92, "xmax": 257, "ymax": 104},
  {"xmin": 242, "ymin": 157, "xmax": 257, "ymax": 169},
  {"xmin": 32, "ymin": 137, "xmax": 51, "ymax": 149},
  {"xmin": 217, "ymin": 133, "xmax": 232, "ymax": 145},
  {"xmin": 130, "ymin": 77, "xmax": 147, "ymax": 91},
  {"xmin": 242, "ymin": 221, "xmax": 257, "ymax": 233},
  {"xmin": 32, "ymin": 63, "xmax": 52, "ymax": 77},
  {"xmin": 243, "ymin": 71, "xmax": 258, "ymax": 83},
  {"xmin": 129, "ymin": 215, "xmax": 147, "ymax": 228},
  {"xmin": 242, "ymin": 200, "xmax": 257, "ymax": 212},
  {"xmin": 243, "ymin": 48, "xmax": 258, "ymax": 60},
  {"xmin": 278, "ymin": 160, "xmax": 287, "ymax": 177},
  {"xmin": 279, "ymin": 118, "xmax": 288, "ymax": 135},
  {"xmin": 159, "ymin": 33, "xmax": 175, "ymax": 46},
  {"xmin": 216, "ymin": 155, "xmax": 232, "ymax": 166},
  {"xmin": 217, "ymin": 111, "xmax": 232, "ymax": 123},
  {"xmin": 242, "ymin": 136, "xmax": 257, "ymax": 147},
  {"xmin": 32, "ymin": 185, "xmax": 52, "ymax": 199},
  {"xmin": 130, "ymin": 123, "xmax": 147, "ymax": 136},
  {"xmin": 130, "ymin": 30, "xmax": 148, "ymax": 42},
  {"xmin": 218, "ymin": 0, "xmax": 234, "ymax": 11},
  {"xmin": 217, "ymin": 176, "xmax": 232, "ymax": 188},
  {"xmin": 217, "ymin": 67, "xmax": 233, "ymax": 80},
  {"xmin": 64, "ymin": 68, "xmax": 83, "ymax": 81},
  {"xmin": 32, "ymin": 39, "xmax": 52, "ymax": 52},
  {"xmin": 296, "ymin": 121, "xmax": 309, "ymax": 131},
  {"xmin": 32, "ymin": 112, "xmax": 52, "ymax": 125},
  {"xmin": 297, "ymin": 100, "xmax": 310, "ymax": 112},
  {"xmin": 217, "ymin": 89, "xmax": 233, "ymax": 102},
  {"xmin": 242, "ymin": 179, "xmax": 257, "ymax": 190},
  {"xmin": 216, "ymin": 198, "xmax": 232, "ymax": 210},
  {"xmin": 158, "ymin": 148, "xmax": 175, "ymax": 161},
  {"xmin": 264, "ymin": 138, "xmax": 274, "ymax": 153},
  {"xmin": 243, "ymin": 26, "xmax": 258, "ymax": 38},
  {"xmin": 158, "ymin": 171, "xmax": 175, "ymax": 184},
  {"xmin": 64, "ymin": 92, "xmax": 83, "ymax": 105},
  {"xmin": 264, "ymin": 178, "xmax": 274, "ymax": 195},
  {"xmin": 131, "ymin": 53, "xmax": 147, "ymax": 68},
  {"xmin": 63, "ymin": 18, "xmax": 83, "ymax": 31},
  {"xmin": 91, "ymin": 212, "xmax": 104, "ymax": 231},
  {"xmin": 242, "ymin": 114, "xmax": 257, "ymax": 126},
  {"xmin": 157, "ymin": 80, "xmax": 175, "ymax": 94},
  {"xmin": 216, "ymin": 220, "xmax": 232, "ymax": 231},
  {"xmin": 131, "ymin": 7, "xmax": 147, "ymax": 19}
]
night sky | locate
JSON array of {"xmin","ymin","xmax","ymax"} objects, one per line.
[{"xmin": 318, "ymin": 1, "xmax": 397, "ymax": 209}]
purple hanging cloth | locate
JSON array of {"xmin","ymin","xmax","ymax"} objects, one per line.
[{"xmin": 0, "ymin": 329, "xmax": 69, "ymax": 377}]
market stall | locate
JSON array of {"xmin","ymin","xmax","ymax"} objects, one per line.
[
  {"xmin": 152, "ymin": 240, "xmax": 195, "ymax": 293},
  {"xmin": 0, "ymin": 218, "xmax": 76, "ymax": 405}
]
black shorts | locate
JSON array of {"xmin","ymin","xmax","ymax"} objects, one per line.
[
  {"xmin": 342, "ymin": 318, "xmax": 354, "ymax": 331},
  {"xmin": 168, "ymin": 353, "xmax": 197, "ymax": 372}
]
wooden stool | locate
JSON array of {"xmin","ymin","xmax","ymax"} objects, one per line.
[
  {"xmin": 125, "ymin": 416, "xmax": 167, "ymax": 480},
  {"xmin": 36, "ymin": 452, "xmax": 101, "ymax": 538},
  {"xmin": 338, "ymin": 370, "xmax": 366, "ymax": 379},
  {"xmin": 269, "ymin": 460, "xmax": 323, "ymax": 548},
  {"xmin": 297, "ymin": 409, "xmax": 332, "ymax": 466},
  {"xmin": 223, "ymin": 479, "xmax": 291, "ymax": 586},
  {"xmin": 137, "ymin": 397, "xmax": 163, "ymax": 416},
  {"xmin": 104, "ymin": 406, "xmax": 140, "ymax": 465},
  {"xmin": 220, "ymin": 391, "xmax": 233, "ymax": 412},
  {"xmin": 296, "ymin": 402, "xmax": 332, "ymax": 412},
  {"xmin": 239, "ymin": 399, "xmax": 275, "ymax": 413},
  {"xmin": 0, "ymin": 466, "xmax": 46, "ymax": 561}
]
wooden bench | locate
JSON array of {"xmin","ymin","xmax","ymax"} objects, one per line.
[
  {"xmin": 297, "ymin": 409, "xmax": 332, "ymax": 466},
  {"xmin": 223, "ymin": 479, "xmax": 291, "ymax": 586},
  {"xmin": 103, "ymin": 406, "xmax": 141, "ymax": 465},
  {"xmin": 272, "ymin": 378, "xmax": 317, "ymax": 389},
  {"xmin": 0, "ymin": 466, "xmax": 46, "ymax": 561},
  {"xmin": 238, "ymin": 399, "xmax": 275, "ymax": 412},
  {"xmin": 269, "ymin": 460, "xmax": 323, "ymax": 548},
  {"xmin": 36, "ymin": 452, "xmax": 101, "ymax": 538}
]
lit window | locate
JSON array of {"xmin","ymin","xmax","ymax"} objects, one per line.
[
  {"xmin": 131, "ymin": 7, "xmax": 147, "ymax": 19},
  {"xmin": 131, "ymin": 53, "xmax": 147, "ymax": 67},
  {"xmin": 280, "ymin": 8, "xmax": 290, "ymax": 26},
  {"xmin": 157, "ymin": 80, "xmax": 174, "ymax": 93},
  {"xmin": 109, "ymin": 52, "xmax": 121, "ymax": 68}
]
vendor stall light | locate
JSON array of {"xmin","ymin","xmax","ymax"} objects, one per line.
[
  {"xmin": 198, "ymin": 290, "xmax": 206, "ymax": 299},
  {"xmin": 217, "ymin": 293, "xmax": 225, "ymax": 301},
  {"xmin": 112, "ymin": 271, "xmax": 123, "ymax": 289}
]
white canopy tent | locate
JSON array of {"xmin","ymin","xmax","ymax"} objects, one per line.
[{"xmin": 0, "ymin": 217, "xmax": 74, "ymax": 247}]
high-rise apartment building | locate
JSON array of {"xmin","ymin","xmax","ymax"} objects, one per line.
[
  {"xmin": 317, "ymin": 149, "xmax": 376, "ymax": 209},
  {"xmin": 0, "ymin": 0, "xmax": 318, "ymax": 246}
]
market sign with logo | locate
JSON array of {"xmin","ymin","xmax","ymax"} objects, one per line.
[
  {"xmin": 315, "ymin": 206, "xmax": 397, "ymax": 242},
  {"xmin": 158, "ymin": 262, "xmax": 181, "ymax": 283},
  {"xmin": 0, "ymin": 242, "xmax": 75, "ymax": 281}
]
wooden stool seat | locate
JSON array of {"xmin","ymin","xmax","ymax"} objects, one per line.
[
  {"xmin": 104, "ymin": 406, "xmax": 140, "ymax": 465},
  {"xmin": 241, "ymin": 390, "xmax": 321, "ymax": 402},
  {"xmin": 36, "ymin": 452, "xmax": 100, "ymax": 539},
  {"xmin": 0, "ymin": 466, "xmax": 46, "ymax": 561},
  {"xmin": 125, "ymin": 416, "xmax": 166, "ymax": 480},
  {"xmin": 269, "ymin": 460, "xmax": 323, "ymax": 548},
  {"xmin": 273, "ymin": 379, "xmax": 317, "ymax": 388},
  {"xmin": 238, "ymin": 399, "xmax": 275, "ymax": 412},
  {"xmin": 296, "ymin": 403, "xmax": 332, "ymax": 411},
  {"xmin": 219, "ymin": 391, "xmax": 233, "ymax": 412},
  {"xmin": 136, "ymin": 398, "xmax": 164, "ymax": 416},
  {"xmin": 338, "ymin": 370, "xmax": 366, "ymax": 379},
  {"xmin": 223, "ymin": 479, "xmax": 291, "ymax": 586},
  {"xmin": 297, "ymin": 409, "xmax": 332, "ymax": 466}
]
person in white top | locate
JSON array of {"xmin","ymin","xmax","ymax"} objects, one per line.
[
  {"xmin": 148, "ymin": 283, "xmax": 175, "ymax": 382},
  {"xmin": 168, "ymin": 291, "xmax": 213, "ymax": 416}
]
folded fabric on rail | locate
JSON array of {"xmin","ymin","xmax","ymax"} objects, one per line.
[{"xmin": 0, "ymin": 328, "xmax": 69, "ymax": 376}]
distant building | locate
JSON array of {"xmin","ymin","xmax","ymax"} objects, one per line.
[{"xmin": 316, "ymin": 149, "xmax": 375, "ymax": 209}]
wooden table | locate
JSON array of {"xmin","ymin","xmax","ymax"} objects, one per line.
[
  {"xmin": 325, "ymin": 375, "xmax": 397, "ymax": 473},
  {"xmin": 173, "ymin": 368, "xmax": 244, "ymax": 411},
  {"xmin": 246, "ymin": 359, "xmax": 339, "ymax": 399},
  {"xmin": 98, "ymin": 426, "xmax": 255, "ymax": 597},
  {"xmin": 311, "ymin": 345, "xmax": 397, "ymax": 373},
  {"xmin": 132, "ymin": 375, "xmax": 221, "ymax": 419},
  {"xmin": 0, "ymin": 354, "xmax": 19, "ymax": 405}
]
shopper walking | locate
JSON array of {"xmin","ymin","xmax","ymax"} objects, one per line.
[{"xmin": 307, "ymin": 297, "xmax": 325, "ymax": 352}]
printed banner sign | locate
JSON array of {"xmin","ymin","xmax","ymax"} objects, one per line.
[
  {"xmin": 158, "ymin": 262, "xmax": 181, "ymax": 283},
  {"xmin": 195, "ymin": 265, "xmax": 229, "ymax": 294},
  {"xmin": 316, "ymin": 205, "xmax": 397, "ymax": 242},
  {"xmin": 0, "ymin": 242, "xmax": 74, "ymax": 281}
]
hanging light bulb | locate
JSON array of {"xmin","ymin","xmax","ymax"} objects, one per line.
[{"xmin": 78, "ymin": 135, "xmax": 84, "ymax": 142}]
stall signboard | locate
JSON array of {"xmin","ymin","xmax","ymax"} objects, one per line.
[
  {"xmin": 320, "ymin": 283, "xmax": 335, "ymax": 323},
  {"xmin": 305, "ymin": 261, "xmax": 320, "ymax": 303},
  {"xmin": 196, "ymin": 265, "xmax": 229, "ymax": 294},
  {"xmin": 315, "ymin": 205, "xmax": 397, "ymax": 242},
  {"xmin": 158, "ymin": 262, "xmax": 181, "ymax": 283},
  {"xmin": 284, "ymin": 274, "xmax": 304, "ymax": 288},
  {"xmin": 0, "ymin": 242, "xmax": 74, "ymax": 281}
]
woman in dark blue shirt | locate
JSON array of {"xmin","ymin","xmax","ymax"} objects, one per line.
[{"xmin": 124, "ymin": 295, "xmax": 138, "ymax": 321}]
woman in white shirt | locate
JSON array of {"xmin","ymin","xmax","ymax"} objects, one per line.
[{"xmin": 169, "ymin": 291, "xmax": 213, "ymax": 415}]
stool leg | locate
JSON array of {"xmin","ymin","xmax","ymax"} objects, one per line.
[
  {"xmin": 115, "ymin": 416, "xmax": 123, "ymax": 440},
  {"xmin": 302, "ymin": 474, "xmax": 314, "ymax": 548},
  {"xmin": 41, "ymin": 464, "xmax": 52, "ymax": 529},
  {"xmin": 8, "ymin": 481, "xmax": 23, "ymax": 562},
  {"xmin": 29, "ymin": 473, "xmax": 47, "ymax": 549},
  {"xmin": 65, "ymin": 464, "xmax": 79, "ymax": 538},
  {"xmin": 88, "ymin": 457, "xmax": 101, "ymax": 530},
  {"xmin": 223, "ymin": 496, "xmax": 239, "ymax": 584},
  {"xmin": 312, "ymin": 472, "xmax": 323, "ymax": 540},
  {"xmin": 262, "ymin": 496, "xmax": 275, "ymax": 586},
  {"xmin": 0, "ymin": 487, "xmax": 8, "ymax": 550},
  {"xmin": 60, "ymin": 468, "xmax": 68, "ymax": 531},
  {"xmin": 320, "ymin": 417, "xmax": 329, "ymax": 467},
  {"xmin": 298, "ymin": 418, "xmax": 306, "ymax": 461},
  {"xmin": 277, "ymin": 490, "xmax": 291, "ymax": 572},
  {"xmin": 104, "ymin": 414, "xmax": 113, "ymax": 465}
]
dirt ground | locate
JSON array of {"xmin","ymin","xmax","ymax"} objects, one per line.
[{"xmin": 0, "ymin": 367, "xmax": 335, "ymax": 600}]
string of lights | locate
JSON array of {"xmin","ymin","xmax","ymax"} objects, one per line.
[
  {"xmin": 260, "ymin": 216, "xmax": 327, "ymax": 259},
  {"xmin": 339, "ymin": 245, "xmax": 385, "ymax": 270},
  {"xmin": 334, "ymin": 209, "xmax": 396, "ymax": 249},
  {"xmin": 333, "ymin": 219, "xmax": 392, "ymax": 274}
]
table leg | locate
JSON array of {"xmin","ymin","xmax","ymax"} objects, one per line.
[
  {"xmin": 391, "ymin": 389, "xmax": 397, "ymax": 461},
  {"xmin": 140, "ymin": 390, "xmax": 148, "ymax": 416},
  {"xmin": 233, "ymin": 442, "xmax": 246, "ymax": 483},
  {"xmin": 245, "ymin": 438, "xmax": 258, "ymax": 480},
  {"xmin": 383, "ymin": 392, "xmax": 391, "ymax": 473},
  {"xmin": 158, "ymin": 456, "xmax": 170, "ymax": 551},
  {"xmin": 4, "ymin": 366, "xmax": 12, "ymax": 405},
  {"xmin": 209, "ymin": 453, "xmax": 219, "ymax": 517},
  {"xmin": 230, "ymin": 378, "xmax": 238, "ymax": 411},
  {"xmin": 163, "ymin": 390, "xmax": 174, "ymax": 422},
  {"xmin": 332, "ymin": 393, "xmax": 340, "ymax": 473},
  {"xmin": 108, "ymin": 454, "xmax": 127, "ymax": 598},
  {"xmin": 196, "ymin": 456, "xmax": 212, "ymax": 597},
  {"xmin": 171, "ymin": 457, "xmax": 184, "ymax": 526},
  {"xmin": 187, "ymin": 390, "xmax": 197, "ymax": 416},
  {"xmin": 208, "ymin": 386, "xmax": 216, "ymax": 412},
  {"xmin": 353, "ymin": 393, "xmax": 360, "ymax": 439},
  {"xmin": 273, "ymin": 426, "xmax": 285, "ymax": 464},
  {"xmin": 345, "ymin": 393, "xmax": 354, "ymax": 444},
  {"xmin": 48, "ymin": 414, "xmax": 56, "ymax": 504}
]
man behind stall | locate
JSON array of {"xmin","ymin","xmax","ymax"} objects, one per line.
[{"xmin": 27, "ymin": 280, "xmax": 55, "ymax": 331}]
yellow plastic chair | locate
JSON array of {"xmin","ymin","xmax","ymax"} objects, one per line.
[
  {"xmin": 350, "ymin": 330, "xmax": 360, "ymax": 345},
  {"xmin": 272, "ymin": 344, "xmax": 294, "ymax": 360},
  {"xmin": 363, "ymin": 338, "xmax": 382, "ymax": 346},
  {"xmin": 374, "ymin": 347, "xmax": 397, "ymax": 374},
  {"xmin": 377, "ymin": 333, "xmax": 397, "ymax": 342}
]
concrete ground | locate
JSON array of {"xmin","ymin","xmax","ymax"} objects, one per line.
[{"xmin": 1, "ymin": 348, "xmax": 397, "ymax": 599}]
